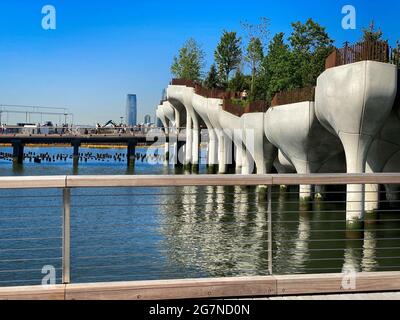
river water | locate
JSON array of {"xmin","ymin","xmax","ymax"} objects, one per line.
[{"xmin": 0, "ymin": 146, "xmax": 399, "ymax": 287}]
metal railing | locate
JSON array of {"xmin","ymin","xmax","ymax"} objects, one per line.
[
  {"xmin": 325, "ymin": 40, "xmax": 400, "ymax": 69},
  {"xmin": 0, "ymin": 173, "xmax": 400, "ymax": 287},
  {"xmin": 0, "ymin": 126, "xmax": 158, "ymax": 136},
  {"xmin": 222, "ymin": 100, "xmax": 270, "ymax": 117},
  {"xmin": 170, "ymin": 79, "xmax": 270, "ymax": 114},
  {"xmin": 271, "ymin": 87, "xmax": 316, "ymax": 107}
]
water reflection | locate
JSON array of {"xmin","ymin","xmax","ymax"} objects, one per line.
[{"xmin": 158, "ymin": 185, "xmax": 269, "ymax": 277}]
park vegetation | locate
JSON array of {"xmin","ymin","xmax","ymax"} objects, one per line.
[{"xmin": 170, "ymin": 18, "xmax": 395, "ymax": 103}]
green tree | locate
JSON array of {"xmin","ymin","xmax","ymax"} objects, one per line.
[
  {"xmin": 203, "ymin": 64, "xmax": 220, "ymax": 89},
  {"xmin": 228, "ymin": 69, "xmax": 251, "ymax": 93},
  {"xmin": 262, "ymin": 33, "xmax": 297, "ymax": 100},
  {"xmin": 362, "ymin": 20, "xmax": 383, "ymax": 42},
  {"xmin": 241, "ymin": 17, "xmax": 270, "ymax": 50},
  {"xmin": 289, "ymin": 18, "xmax": 334, "ymax": 87},
  {"xmin": 245, "ymin": 37, "xmax": 264, "ymax": 95},
  {"xmin": 214, "ymin": 31, "xmax": 242, "ymax": 86},
  {"xmin": 171, "ymin": 38, "xmax": 205, "ymax": 81}
]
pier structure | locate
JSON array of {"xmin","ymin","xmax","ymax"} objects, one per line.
[
  {"xmin": 0, "ymin": 134, "xmax": 162, "ymax": 168},
  {"xmin": 156, "ymin": 41, "xmax": 400, "ymax": 228}
]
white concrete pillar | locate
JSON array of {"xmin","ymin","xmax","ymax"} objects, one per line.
[
  {"xmin": 192, "ymin": 126, "xmax": 200, "ymax": 170},
  {"xmin": 241, "ymin": 148, "xmax": 253, "ymax": 175},
  {"xmin": 365, "ymin": 164, "xmax": 379, "ymax": 214},
  {"xmin": 341, "ymin": 133, "xmax": 372, "ymax": 228},
  {"xmin": 365, "ymin": 183, "xmax": 379, "ymax": 214},
  {"xmin": 185, "ymin": 114, "xmax": 193, "ymax": 168},
  {"xmin": 235, "ymin": 144, "xmax": 243, "ymax": 173},
  {"xmin": 218, "ymin": 131, "xmax": 227, "ymax": 174},
  {"xmin": 207, "ymin": 129, "xmax": 218, "ymax": 173},
  {"xmin": 171, "ymin": 141, "xmax": 178, "ymax": 166},
  {"xmin": 164, "ymin": 142, "xmax": 169, "ymax": 166}
]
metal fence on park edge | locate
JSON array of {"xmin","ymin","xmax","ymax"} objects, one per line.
[{"xmin": 0, "ymin": 174, "xmax": 399, "ymax": 287}]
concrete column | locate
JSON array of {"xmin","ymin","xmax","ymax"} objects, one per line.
[
  {"xmin": 72, "ymin": 140, "xmax": 81, "ymax": 167},
  {"xmin": 164, "ymin": 142, "xmax": 170, "ymax": 166},
  {"xmin": 235, "ymin": 144, "xmax": 243, "ymax": 174},
  {"xmin": 192, "ymin": 127, "xmax": 200, "ymax": 173},
  {"xmin": 226, "ymin": 139, "xmax": 235, "ymax": 173},
  {"xmin": 314, "ymin": 185, "xmax": 326, "ymax": 200},
  {"xmin": 207, "ymin": 129, "xmax": 218, "ymax": 174},
  {"xmin": 241, "ymin": 148, "xmax": 253, "ymax": 175},
  {"xmin": 365, "ymin": 184, "xmax": 379, "ymax": 215},
  {"xmin": 176, "ymin": 140, "xmax": 185, "ymax": 167},
  {"xmin": 299, "ymin": 185, "xmax": 312, "ymax": 203},
  {"xmin": 341, "ymin": 133, "xmax": 372, "ymax": 229},
  {"xmin": 185, "ymin": 115, "xmax": 193, "ymax": 170},
  {"xmin": 218, "ymin": 131, "xmax": 227, "ymax": 174},
  {"xmin": 365, "ymin": 165, "xmax": 379, "ymax": 216},
  {"xmin": 315, "ymin": 61, "xmax": 397, "ymax": 229},
  {"xmin": 12, "ymin": 141, "xmax": 24, "ymax": 165},
  {"xmin": 127, "ymin": 141, "xmax": 137, "ymax": 168},
  {"xmin": 169, "ymin": 133, "xmax": 178, "ymax": 166}
]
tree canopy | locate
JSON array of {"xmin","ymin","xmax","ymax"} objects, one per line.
[
  {"xmin": 171, "ymin": 38, "xmax": 205, "ymax": 82},
  {"xmin": 362, "ymin": 20, "xmax": 384, "ymax": 42},
  {"xmin": 246, "ymin": 37, "xmax": 264, "ymax": 95},
  {"xmin": 169, "ymin": 18, "xmax": 396, "ymax": 105},
  {"xmin": 214, "ymin": 31, "xmax": 243, "ymax": 86},
  {"xmin": 203, "ymin": 64, "xmax": 220, "ymax": 89}
]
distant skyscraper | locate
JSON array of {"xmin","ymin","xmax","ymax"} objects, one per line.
[
  {"xmin": 126, "ymin": 94, "xmax": 137, "ymax": 127},
  {"xmin": 144, "ymin": 114, "xmax": 151, "ymax": 124}
]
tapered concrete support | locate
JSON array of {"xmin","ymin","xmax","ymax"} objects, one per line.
[
  {"xmin": 167, "ymin": 85, "xmax": 201, "ymax": 172},
  {"xmin": 72, "ymin": 141, "xmax": 81, "ymax": 167},
  {"xmin": 242, "ymin": 113, "xmax": 277, "ymax": 175},
  {"xmin": 217, "ymin": 131, "xmax": 228, "ymax": 174},
  {"xmin": 192, "ymin": 94, "xmax": 219, "ymax": 171},
  {"xmin": 164, "ymin": 142, "xmax": 170, "ymax": 166},
  {"xmin": 184, "ymin": 115, "xmax": 193, "ymax": 170},
  {"xmin": 218, "ymin": 111, "xmax": 243, "ymax": 174},
  {"xmin": 273, "ymin": 150, "xmax": 296, "ymax": 174},
  {"xmin": 161, "ymin": 102, "xmax": 177, "ymax": 131},
  {"xmin": 365, "ymin": 183, "xmax": 379, "ymax": 214},
  {"xmin": 127, "ymin": 141, "xmax": 137, "ymax": 168},
  {"xmin": 366, "ymin": 91, "xmax": 400, "ymax": 207},
  {"xmin": 241, "ymin": 148, "xmax": 254, "ymax": 175},
  {"xmin": 176, "ymin": 141, "xmax": 185, "ymax": 167},
  {"xmin": 12, "ymin": 141, "xmax": 24, "ymax": 165},
  {"xmin": 316, "ymin": 61, "xmax": 398, "ymax": 228},
  {"xmin": 191, "ymin": 125, "xmax": 200, "ymax": 172},
  {"xmin": 314, "ymin": 185, "xmax": 326, "ymax": 200},
  {"xmin": 265, "ymin": 101, "xmax": 344, "ymax": 203},
  {"xmin": 235, "ymin": 144, "xmax": 243, "ymax": 173},
  {"xmin": 156, "ymin": 105, "xmax": 169, "ymax": 133},
  {"xmin": 170, "ymin": 141, "xmax": 178, "ymax": 166}
]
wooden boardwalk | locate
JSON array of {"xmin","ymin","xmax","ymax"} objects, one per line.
[
  {"xmin": 255, "ymin": 292, "xmax": 400, "ymax": 300},
  {"xmin": 1, "ymin": 272, "xmax": 400, "ymax": 300}
]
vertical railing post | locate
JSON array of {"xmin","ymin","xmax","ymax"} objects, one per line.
[
  {"xmin": 267, "ymin": 185, "xmax": 273, "ymax": 275},
  {"xmin": 62, "ymin": 188, "xmax": 71, "ymax": 284}
]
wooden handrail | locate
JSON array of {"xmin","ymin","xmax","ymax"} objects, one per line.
[
  {"xmin": 1, "ymin": 173, "xmax": 400, "ymax": 189},
  {"xmin": 1, "ymin": 271, "xmax": 400, "ymax": 300}
]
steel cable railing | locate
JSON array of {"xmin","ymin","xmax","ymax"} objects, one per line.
[{"xmin": 0, "ymin": 174, "xmax": 399, "ymax": 287}]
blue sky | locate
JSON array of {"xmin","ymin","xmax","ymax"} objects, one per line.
[{"xmin": 0, "ymin": 0, "xmax": 398, "ymax": 125}]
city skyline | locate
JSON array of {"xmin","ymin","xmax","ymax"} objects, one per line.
[{"xmin": 0, "ymin": 1, "xmax": 398, "ymax": 124}]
